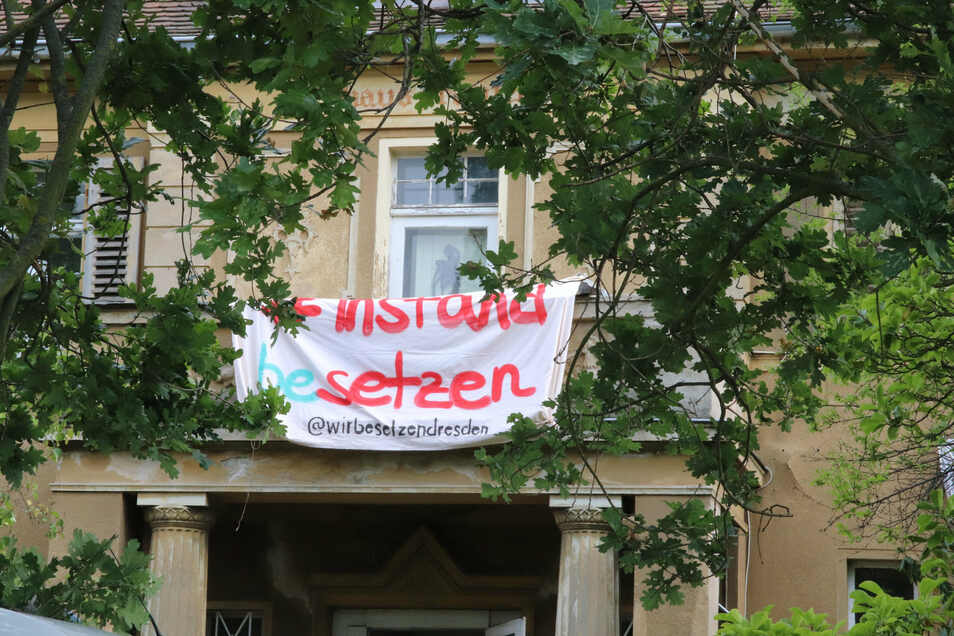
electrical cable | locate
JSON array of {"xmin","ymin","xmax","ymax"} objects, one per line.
[
  {"xmin": 744, "ymin": 510, "xmax": 751, "ymax": 617},
  {"xmin": 743, "ymin": 462, "xmax": 773, "ymax": 616}
]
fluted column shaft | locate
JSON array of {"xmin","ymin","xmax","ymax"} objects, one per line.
[
  {"xmin": 553, "ymin": 507, "xmax": 619, "ymax": 636},
  {"xmin": 143, "ymin": 505, "xmax": 213, "ymax": 636}
]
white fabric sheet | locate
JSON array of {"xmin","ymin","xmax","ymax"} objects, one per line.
[{"xmin": 234, "ymin": 281, "xmax": 579, "ymax": 450}]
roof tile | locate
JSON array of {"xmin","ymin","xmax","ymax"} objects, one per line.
[{"xmin": 11, "ymin": 2, "xmax": 794, "ymax": 42}]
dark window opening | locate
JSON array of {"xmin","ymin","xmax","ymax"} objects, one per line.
[
  {"xmin": 851, "ymin": 563, "xmax": 915, "ymax": 624},
  {"xmin": 206, "ymin": 610, "xmax": 264, "ymax": 636}
]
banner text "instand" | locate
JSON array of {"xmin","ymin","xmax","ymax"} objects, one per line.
[{"xmin": 291, "ymin": 284, "xmax": 549, "ymax": 336}]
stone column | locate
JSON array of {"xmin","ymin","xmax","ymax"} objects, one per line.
[
  {"xmin": 143, "ymin": 505, "xmax": 214, "ymax": 636},
  {"xmin": 552, "ymin": 507, "xmax": 620, "ymax": 636}
]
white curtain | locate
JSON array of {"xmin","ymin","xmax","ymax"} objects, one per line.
[{"xmin": 403, "ymin": 227, "xmax": 487, "ymax": 296}]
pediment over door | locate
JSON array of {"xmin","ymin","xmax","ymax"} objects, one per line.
[{"xmin": 310, "ymin": 526, "xmax": 542, "ymax": 636}]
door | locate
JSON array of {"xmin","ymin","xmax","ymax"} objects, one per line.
[
  {"xmin": 333, "ymin": 609, "xmax": 524, "ymax": 636},
  {"xmin": 485, "ymin": 617, "xmax": 526, "ymax": 636}
]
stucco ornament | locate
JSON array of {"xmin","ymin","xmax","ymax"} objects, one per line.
[
  {"xmin": 553, "ymin": 507, "xmax": 610, "ymax": 533},
  {"xmin": 145, "ymin": 505, "xmax": 214, "ymax": 531}
]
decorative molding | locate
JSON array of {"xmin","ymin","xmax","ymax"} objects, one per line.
[
  {"xmin": 630, "ymin": 485, "xmax": 714, "ymax": 495},
  {"xmin": 553, "ymin": 507, "xmax": 610, "ymax": 533},
  {"xmin": 549, "ymin": 495, "xmax": 621, "ymax": 509},
  {"xmin": 53, "ymin": 482, "xmax": 714, "ymax": 496},
  {"xmin": 145, "ymin": 505, "xmax": 214, "ymax": 532},
  {"xmin": 137, "ymin": 492, "xmax": 208, "ymax": 507}
]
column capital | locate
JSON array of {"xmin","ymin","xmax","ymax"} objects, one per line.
[
  {"xmin": 553, "ymin": 507, "xmax": 610, "ymax": 533},
  {"xmin": 145, "ymin": 505, "xmax": 214, "ymax": 532}
]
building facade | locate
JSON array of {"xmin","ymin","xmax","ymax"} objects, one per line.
[{"xmin": 4, "ymin": 6, "xmax": 914, "ymax": 636}]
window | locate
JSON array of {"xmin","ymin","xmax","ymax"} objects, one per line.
[
  {"xmin": 388, "ymin": 155, "xmax": 498, "ymax": 297},
  {"xmin": 848, "ymin": 559, "xmax": 915, "ymax": 626},
  {"xmin": 28, "ymin": 162, "xmax": 82, "ymax": 281},
  {"xmin": 45, "ymin": 213, "xmax": 84, "ymax": 276},
  {"xmin": 206, "ymin": 605, "xmax": 270, "ymax": 636},
  {"xmin": 75, "ymin": 157, "xmax": 143, "ymax": 303}
]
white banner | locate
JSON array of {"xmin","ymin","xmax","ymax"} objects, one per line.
[{"xmin": 233, "ymin": 282, "xmax": 579, "ymax": 450}]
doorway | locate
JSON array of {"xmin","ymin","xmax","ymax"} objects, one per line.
[{"xmin": 332, "ymin": 610, "xmax": 525, "ymax": 636}]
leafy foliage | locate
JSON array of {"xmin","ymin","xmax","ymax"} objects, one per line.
[
  {"xmin": 0, "ymin": 0, "xmax": 482, "ymax": 626},
  {"xmin": 4, "ymin": 0, "xmax": 954, "ymax": 625},
  {"xmin": 811, "ymin": 257, "xmax": 954, "ymax": 536},
  {"xmin": 718, "ymin": 491, "xmax": 954, "ymax": 634},
  {"xmin": 0, "ymin": 531, "xmax": 157, "ymax": 633},
  {"xmin": 408, "ymin": 0, "xmax": 954, "ymax": 607}
]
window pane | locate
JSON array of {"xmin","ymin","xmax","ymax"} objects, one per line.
[
  {"xmin": 396, "ymin": 181, "xmax": 428, "ymax": 206},
  {"xmin": 432, "ymin": 179, "xmax": 465, "ymax": 205},
  {"xmin": 403, "ymin": 227, "xmax": 488, "ymax": 296},
  {"xmin": 855, "ymin": 568, "xmax": 913, "ymax": 599},
  {"xmin": 852, "ymin": 566, "xmax": 914, "ymax": 625},
  {"xmin": 397, "ymin": 157, "xmax": 427, "ymax": 180},
  {"xmin": 206, "ymin": 611, "xmax": 264, "ymax": 636},
  {"xmin": 466, "ymin": 180, "xmax": 498, "ymax": 204},
  {"xmin": 46, "ymin": 236, "xmax": 82, "ymax": 274},
  {"xmin": 467, "ymin": 156, "xmax": 496, "ymax": 179}
]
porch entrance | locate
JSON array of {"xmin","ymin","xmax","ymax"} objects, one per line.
[{"xmin": 207, "ymin": 501, "xmax": 556, "ymax": 636}]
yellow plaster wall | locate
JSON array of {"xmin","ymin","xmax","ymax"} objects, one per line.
[
  {"xmin": 0, "ymin": 460, "xmax": 58, "ymax": 558},
  {"xmin": 0, "ymin": 58, "xmax": 914, "ymax": 633},
  {"xmin": 633, "ymin": 495, "xmax": 720, "ymax": 636},
  {"xmin": 47, "ymin": 491, "xmax": 128, "ymax": 561}
]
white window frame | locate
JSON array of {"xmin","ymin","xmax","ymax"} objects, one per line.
[
  {"xmin": 206, "ymin": 601, "xmax": 272, "ymax": 636},
  {"xmin": 374, "ymin": 138, "xmax": 508, "ymax": 298},
  {"xmin": 847, "ymin": 559, "xmax": 916, "ymax": 627},
  {"xmin": 66, "ymin": 214, "xmax": 85, "ymax": 242}
]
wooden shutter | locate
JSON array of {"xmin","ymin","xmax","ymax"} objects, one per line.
[
  {"xmin": 79, "ymin": 157, "xmax": 143, "ymax": 303},
  {"xmin": 842, "ymin": 198, "xmax": 865, "ymax": 235}
]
